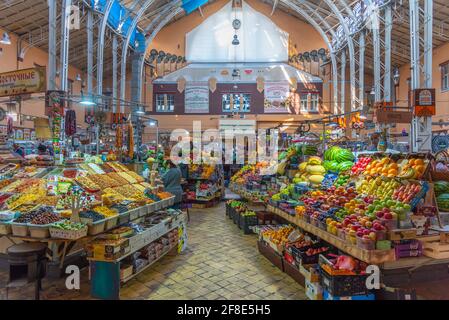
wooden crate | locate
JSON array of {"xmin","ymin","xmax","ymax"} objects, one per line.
[{"xmin": 422, "ymin": 237, "xmax": 449, "ymax": 259}]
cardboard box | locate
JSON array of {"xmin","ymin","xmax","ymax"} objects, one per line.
[
  {"xmin": 299, "ymin": 264, "xmax": 320, "ymax": 283},
  {"xmin": 120, "ymin": 264, "xmax": 133, "ymax": 280},
  {"xmin": 305, "ymin": 279, "xmax": 323, "ymax": 300}
]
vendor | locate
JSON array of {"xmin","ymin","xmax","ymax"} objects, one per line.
[{"xmin": 162, "ymin": 159, "xmax": 183, "ymax": 209}]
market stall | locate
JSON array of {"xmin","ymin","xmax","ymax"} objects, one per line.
[
  {"xmin": 229, "ymin": 141, "xmax": 449, "ymax": 300},
  {"xmin": 0, "ymin": 159, "xmax": 184, "ymax": 289}
]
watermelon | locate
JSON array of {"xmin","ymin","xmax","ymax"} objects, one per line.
[
  {"xmin": 335, "ymin": 149, "xmax": 355, "ymax": 163},
  {"xmin": 338, "ymin": 161, "xmax": 354, "ymax": 172},
  {"xmin": 328, "ymin": 161, "xmax": 340, "ymax": 172},
  {"xmin": 323, "ymin": 161, "xmax": 332, "ymax": 170},
  {"xmin": 324, "ymin": 146, "xmax": 342, "ymax": 161},
  {"xmin": 303, "ymin": 145, "xmax": 318, "ymax": 156},
  {"xmin": 435, "ymin": 181, "xmax": 449, "ymax": 196},
  {"xmin": 437, "ymin": 193, "xmax": 449, "ymax": 211}
]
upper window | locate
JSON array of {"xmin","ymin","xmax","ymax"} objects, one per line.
[
  {"xmin": 310, "ymin": 93, "xmax": 319, "ymax": 112},
  {"xmin": 300, "ymin": 94, "xmax": 308, "ymax": 112},
  {"xmin": 222, "ymin": 94, "xmax": 251, "ymax": 112},
  {"xmin": 442, "ymin": 63, "xmax": 449, "ymax": 91},
  {"xmin": 156, "ymin": 94, "xmax": 175, "ymax": 112}
]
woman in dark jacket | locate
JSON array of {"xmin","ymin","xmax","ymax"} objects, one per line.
[{"xmin": 161, "ymin": 160, "xmax": 183, "ymax": 208}]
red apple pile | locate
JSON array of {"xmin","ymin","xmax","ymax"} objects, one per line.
[
  {"xmin": 305, "ymin": 246, "xmax": 328, "ymax": 256},
  {"xmin": 351, "ymin": 157, "xmax": 372, "ymax": 175}
]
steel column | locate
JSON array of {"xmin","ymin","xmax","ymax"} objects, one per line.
[
  {"xmin": 87, "ymin": 8, "xmax": 94, "ymax": 95},
  {"xmin": 112, "ymin": 35, "xmax": 118, "ymax": 113},
  {"xmin": 359, "ymin": 31, "xmax": 365, "ymax": 107},
  {"xmin": 323, "ymin": 0, "xmax": 357, "ymax": 111},
  {"xmin": 96, "ymin": 0, "xmax": 114, "ymax": 96},
  {"xmin": 373, "ymin": 15, "xmax": 381, "ymax": 102},
  {"xmin": 120, "ymin": 0, "xmax": 157, "ymax": 109},
  {"xmin": 409, "ymin": 0, "xmax": 420, "ymax": 152},
  {"xmin": 383, "ymin": 5, "xmax": 392, "ymax": 102},
  {"xmin": 424, "ymin": 0, "xmax": 433, "ymax": 88},
  {"xmin": 341, "ymin": 50, "xmax": 346, "ymax": 115},
  {"xmin": 47, "ymin": 0, "xmax": 57, "ymax": 91},
  {"xmin": 60, "ymin": 0, "xmax": 71, "ymax": 92}
]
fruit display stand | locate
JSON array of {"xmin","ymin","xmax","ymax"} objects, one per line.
[
  {"xmin": 88, "ymin": 210, "xmax": 187, "ymax": 299},
  {"xmin": 0, "ymin": 161, "xmax": 176, "ymax": 270},
  {"xmin": 184, "ymin": 164, "xmax": 224, "ymax": 208},
  {"xmin": 267, "ymin": 204, "xmax": 396, "ymax": 264}
]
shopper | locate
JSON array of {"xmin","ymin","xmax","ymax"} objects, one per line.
[
  {"xmin": 13, "ymin": 143, "xmax": 25, "ymax": 158},
  {"xmin": 162, "ymin": 159, "xmax": 183, "ymax": 209},
  {"xmin": 37, "ymin": 143, "xmax": 48, "ymax": 155}
]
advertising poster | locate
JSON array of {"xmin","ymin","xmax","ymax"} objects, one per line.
[
  {"xmin": 185, "ymin": 82, "xmax": 209, "ymax": 113},
  {"xmin": 264, "ymin": 82, "xmax": 291, "ymax": 113}
]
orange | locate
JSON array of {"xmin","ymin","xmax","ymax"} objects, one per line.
[
  {"xmin": 388, "ymin": 169, "xmax": 398, "ymax": 175},
  {"xmin": 408, "ymin": 159, "xmax": 415, "ymax": 166},
  {"xmin": 388, "ymin": 163, "xmax": 399, "ymax": 170},
  {"xmin": 415, "ymin": 159, "xmax": 424, "ymax": 166},
  {"xmin": 387, "ymin": 173, "xmax": 395, "ymax": 178}
]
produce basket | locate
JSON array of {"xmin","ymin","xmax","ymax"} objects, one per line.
[
  {"xmin": 105, "ymin": 216, "xmax": 119, "ymax": 230},
  {"xmin": 0, "ymin": 221, "xmax": 12, "ymax": 235},
  {"xmin": 290, "ymin": 244, "xmax": 329, "ymax": 265},
  {"xmin": 49, "ymin": 225, "xmax": 88, "ymax": 240},
  {"xmin": 11, "ymin": 222, "xmax": 29, "ymax": 237},
  {"xmin": 28, "ymin": 224, "xmax": 52, "ymax": 239},
  {"xmin": 233, "ymin": 210, "xmax": 240, "ymax": 225},
  {"xmin": 147, "ymin": 202, "xmax": 156, "ymax": 213},
  {"xmin": 337, "ymin": 228, "xmax": 346, "ymax": 241},
  {"xmin": 155, "ymin": 201, "xmax": 162, "ymax": 211},
  {"xmin": 86, "ymin": 219, "xmax": 106, "ymax": 236},
  {"xmin": 138, "ymin": 206, "xmax": 147, "ymax": 217},
  {"xmin": 240, "ymin": 215, "xmax": 258, "ymax": 234},
  {"xmin": 319, "ymin": 255, "xmax": 370, "ymax": 297},
  {"xmin": 356, "ymin": 236, "xmax": 375, "ymax": 250},
  {"xmin": 129, "ymin": 208, "xmax": 140, "ymax": 221},
  {"xmin": 118, "ymin": 212, "xmax": 130, "ymax": 225},
  {"xmin": 167, "ymin": 196, "xmax": 175, "ymax": 206}
]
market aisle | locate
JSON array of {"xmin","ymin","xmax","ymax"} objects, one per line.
[
  {"xmin": 0, "ymin": 202, "xmax": 306, "ymax": 300},
  {"xmin": 121, "ymin": 202, "xmax": 307, "ymax": 300}
]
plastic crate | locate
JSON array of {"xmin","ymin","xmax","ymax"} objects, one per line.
[
  {"xmin": 319, "ymin": 255, "xmax": 369, "ymax": 297},
  {"xmin": 290, "ymin": 244, "xmax": 329, "ymax": 265},
  {"xmin": 323, "ymin": 290, "xmax": 375, "ymax": 300},
  {"xmin": 240, "ymin": 215, "xmax": 258, "ymax": 234}
]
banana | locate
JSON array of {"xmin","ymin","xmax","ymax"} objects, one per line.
[{"xmin": 398, "ymin": 168, "xmax": 415, "ymax": 179}]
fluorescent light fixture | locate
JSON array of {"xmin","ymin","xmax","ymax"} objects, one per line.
[
  {"xmin": 0, "ymin": 32, "xmax": 11, "ymax": 45},
  {"xmin": 75, "ymin": 74, "xmax": 82, "ymax": 81},
  {"xmin": 80, "ymin": 99, "xmax": 96, "ymax": 106},
  {"xmin": 149, "ymin": 121, "xmax": 156, "ymax": 126},
  {"xmin": 135, "ymin": 108, "xmax": 145, "ymax": 114}
]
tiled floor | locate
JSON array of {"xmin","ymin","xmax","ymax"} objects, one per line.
[{"xmin": 0, "ymin": 202, "xmax": 307, "ymax": 300}]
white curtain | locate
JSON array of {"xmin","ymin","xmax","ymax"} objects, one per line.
[{"xmin": 185, "ymin": 1, "xmax": 289, "ymax": 63}]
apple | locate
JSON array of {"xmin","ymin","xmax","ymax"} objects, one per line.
[
  {"xmin": 363, "ymin": 229, "xmax": 371, "ymax": 236},
  {"xmin": 384, "ymin": 212, "xmax": 393, "ymax": 220},
  {"xmin": 376, "ymin": 211, "xmax": 384, "ymax": 218},
  {"xmin": 356, "ymin": 231, "xmax": 364, "ymax": 238},
  {"xmin": 369, "ymin": 232, "xmax": 376, "ymax": 241},
  {"xmin": 365, "ymin": 221, "xmax": 373, "ymax": 228},
  {"xmin": 373, "ymin": 223, "xmax": 383, "ymax": 231}
]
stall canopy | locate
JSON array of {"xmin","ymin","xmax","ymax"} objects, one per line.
[{"xmin": 153, "ymin": 62, "xmax": 323, "ymax": 84}]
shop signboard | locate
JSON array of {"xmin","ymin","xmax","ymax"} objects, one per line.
[
  {"xmin": 264, "ymin": 82, "xmax": 290, "ymax": 113},
  {"xmin": 0, "ymin": 67, "xmax": 46, "ymax": 97},
  {"xmin": 185, "ymin": 82, "xmax": 209, "ymax": 113},
  {"xmin": 374, "ymin": 102, "xmax": 413, "ymax": 124},
  {"xmin": 410, "ymin": 88, "xmax": 436, "ymax": 117}
]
